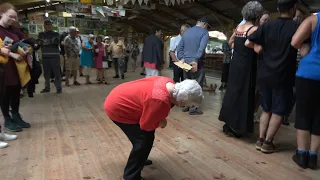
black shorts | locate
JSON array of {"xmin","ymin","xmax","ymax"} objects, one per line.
[
  {"xmin": 259, "ymin": 84, "xmax": 293, "ymax": 116},
  {"xmin": 295, "ymin": 77, "xmax": 320, "ymax": 135}
]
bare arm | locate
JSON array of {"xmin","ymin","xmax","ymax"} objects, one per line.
[
  {"xmin": 228, "ymin": 32, "xmax": 235, "ymax": 49},
  {"xmin": 169, "ymin": 51, "xmax": 179, "ymax": 62},
  {"xmin": 291, "ymin": 16, "xmax": 314, "ymax": 49}
]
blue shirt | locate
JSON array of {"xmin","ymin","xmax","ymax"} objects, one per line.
[
  {"xmin": 296, "ymin": 13, "xmax": 320, "ymax": 80},
  {"xmin": 177, "ymin": 26, "xmax": 209, "ymax": 64}
]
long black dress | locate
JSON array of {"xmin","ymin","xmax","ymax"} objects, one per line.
[{"xmin": 219, "ymin": 26, "xmax": 257, "ymax": 136}]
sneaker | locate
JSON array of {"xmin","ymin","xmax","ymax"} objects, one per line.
[
  {"xmin": 255, "ymin": 138, "xmax": 264, "ymax": 151},
  {"xmin": 12, "ymin": 113, "xmax": 31, "ymax": 128},
  {"xmin": 0, "ymin": 141, "xmax": 8, "ymax": 149},
  {"xmin": 182, "ymin": 106, "xmax": 190, "ymax": 112},
  {"xmin": 73, "ymin": 81, "xmax": 81, "ymax": 85},
  {"xmin": 261, "ymin": 140, "xmax": 276, "ymax": 153},
  {"xmin": 4, "ymin": 117, "xmax": 22, "ymax": 132},
  {"xmin": 145, "ymin": 159, "xmax": 152, "ymax": 166},
  {"xmin": 309, "ymin": 154, "xmax": 318, "ymax": 170},
  {"xmin": 40, "ymin": 89, "xmax": 50, "ymax": 93},
  {"xmin": 292, "ymin": 150, "xmax": 308, "ymax": 169},
  {"xmin": 189, "ymin": 110, "xmax": 203, "ymax": 115},
  {"xmin": 0, "ymin": 132, "xmax": 17, "ymax": 141}
]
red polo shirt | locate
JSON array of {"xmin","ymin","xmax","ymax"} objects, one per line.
[{"xmin": 104, "ymin": 76, "xmax": 174, "ymax": 131}]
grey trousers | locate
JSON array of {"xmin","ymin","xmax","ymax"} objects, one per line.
[
  {"xmin": 183, "ymin": 67, "xmax": 205, "ymax": 112},
  {"xmin": 113, "ymin": 58, "xmax": 125, "ymax": 76},
  {"xmin": 183, "ymin": 67, "xmax": 205, "ymax": 88},
  {"xmin": 42, "ymin": 55, "xmax": 62, "ymax": 91}
]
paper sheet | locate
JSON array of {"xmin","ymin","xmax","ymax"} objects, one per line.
[{"xmin": 174, "ymin": 61, "xmax": 193, "ymax": 72}]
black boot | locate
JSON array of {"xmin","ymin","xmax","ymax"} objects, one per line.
[
  {"xmin": 309, "ymin": 154, "xmax": 318, "ymax": 170},
  {"xmin": 12, "ymin": 113, "xmax": 31, "ymax": 128},
  {"xmin": 292, "ymin": 150, "xmax": 308, "ymax": 169}
]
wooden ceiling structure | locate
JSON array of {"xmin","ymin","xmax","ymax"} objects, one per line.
[{"xmin": 10, "ymin": 0, "xmax": 318, "ymax": 35}]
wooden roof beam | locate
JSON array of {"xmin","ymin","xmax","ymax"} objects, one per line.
[
  {"xmin": 136, "ymin": 16, "xmax": 171, "ymax": 31},
  {"xmin": 159, "ymin": 5, "xmax": 198, "ymax": 24},
  {"xmin": 195, "ymin": 2, "xmax": 234, "ymax": 23}
]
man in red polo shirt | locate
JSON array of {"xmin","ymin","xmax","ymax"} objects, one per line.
[{"xmin": 104, "ymin": 76, "xmax": 203, "ymax": 180}]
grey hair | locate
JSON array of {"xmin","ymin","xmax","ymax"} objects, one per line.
[
  {"xmin": 241, "ymin": 1, "xmax": 264, "ymax": 22},
  {"xmin": 173, "ymin": 79, "xmax": 204, "ymax": 106},
  {"xmin": 69, "ymin": 26, "xmax": 76, "ymax": 32},
  {"xmin": 180, "ymin": 24, "xmax": 190, "ymax": 32}
]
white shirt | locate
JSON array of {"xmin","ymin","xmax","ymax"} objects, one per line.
[{"xmin": 169, "ymin": 35, "xmax": 182, "ymax": 58}]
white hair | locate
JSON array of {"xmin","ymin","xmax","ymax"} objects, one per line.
[
  {"xmin": 69, "ymin": 26, "xmax": 76, "ymax": 32},
  {"xmin": 173, "ymin": 79, "xmax": 204, "ymax": 106}
]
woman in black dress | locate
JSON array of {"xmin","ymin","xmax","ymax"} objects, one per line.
[{"xmin": 219, "ymin": 1, "xmax": 264, "ymax": 137}]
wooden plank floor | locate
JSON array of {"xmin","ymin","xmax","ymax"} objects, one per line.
[{"xmin": 0, "ymin": 68, "xmax": 319, "ymax": 180}]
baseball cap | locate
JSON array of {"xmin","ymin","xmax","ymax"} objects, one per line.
[
  {"xmin": 199, "ymin": 17, "xmax": 211, "ymax": 28},
  {"xmin": 44, "ymin": 19, "xmax": 52, "ymax": 25}
]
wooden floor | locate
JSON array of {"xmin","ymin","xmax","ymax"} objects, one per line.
[{"xmin": 0, "ymin": 68, "xmax": 319, "ymax": 180}]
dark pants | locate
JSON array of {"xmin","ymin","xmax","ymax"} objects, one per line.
[
  {"xmin": 173, "ymin": 64, "xmax": 184, "ymax": 83},
  {"xmin": 183, "ymin": 67, "xmax": 205, "ymax": 88},
  {"xmin": 113, "ymin": 58, "xmax": 125, "ymax": 76},
  {"xmin": 221, "ymin": 63, "xmax": 230, "ymax": 83},
  {"xmin": 113, "ymin": 121, "xmax": 155, "ymax": 180},
  {"xmin": 124, "ymin": 56, "xmax": 129, "ymax": 72},
  {"xmin": 285, "ymin": 87, "xmax": 296, "ymax": 117},
  {"xmin": 1, "ymin": 85, "xmax": 21, "ymax": 117},
  {"xmin": 43, "ymin": 55, "xmax": 62, "ymax": 91}
]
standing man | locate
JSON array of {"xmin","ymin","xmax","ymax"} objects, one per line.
[
  {"xmin": 246, "ymin": 0, "xmax": 298, "ymax": 153},
  {"xmin": 108, "ymin": 36, "xmax": 126, "ymax": 79},
  {"xmin": 219, "ymin": 35, "xmax": 232, "ymax": 90},
  {"xmin": 64, "ymin": 26, "xmax": 81, "ymax": 86},
  {"xmin": 38, "ymin": 19, "xmax": 62, "ymax": 94},
  {"xmin": 177, "ymin": 17, "xmax": 210, "ymax": 115},
  {"xmin": 59, "ymin": 31, "xmax": 68, "ymax": 81},
  {"xmin": 142, "ymin": 28, "xmax": 163, "ymax": 77},
  {"xmin": 169, "ymin": 24, "xmax": 190, "ymax": 83}
]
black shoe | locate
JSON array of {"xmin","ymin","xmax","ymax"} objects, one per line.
[
  {"xmin": 56, "ymin": 90, "xmax": 62, "ymax": 94},
  {"xmin": 145, "ymin": 159, "xmax": 152, "ymax": 166},
  {"xmin": 309, "ymin": 154, "xmax": 318, "ymax": 170},
  {"xmin": 121, "ymin": 75, "xmax": 125, "ymax": 79},
  {"xmin": 219, "ymin": 85, "xmax": 224, "ymax": 91},
  {"xmin": 189, "ymin": 110, "xmax": 203, "ymax": 115},
  {"xmin": 4, "ymin": 117, "xmax": 23, "ymax": 132},
  {"xmin": 222, "ymin": 124, "xmax": 230, "ymax": 134},
  {"xmin": 140, "ymin": 73, "xmax": 146, "ymax": 76},
  {"xmin": 292, "ymin": 150, "xmax": 308, "ymax": 169},
  {"xmin": 40, "ymin": 89, "xmax": 50, "ymax": 93},
  {"xmin": 73, "ymin": 81, "xmax": 81, "ymax": 85},
  {"xmin": 113, "ymin": 75, "xmax": 119, "ymax": 78},
  {"xmin": 80, "ymin": 73, "xmax": 84, "ymax": 77}
]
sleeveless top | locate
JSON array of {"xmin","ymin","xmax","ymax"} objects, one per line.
[{"xmin": 296, "ymin": 13, "xmax": 320, "ymax": 80}]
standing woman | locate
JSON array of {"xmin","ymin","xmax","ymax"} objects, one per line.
[
  {"xmin": 291, "ymin": 12, "xmax": 320, "ymax": 169},
  {"xmin": 0, "ymin": 3, "xmax": 30, "ymax": 133},
  {"xmin": 94, "ymin": 36, "xmax": 107, "ymax": 84},
  {"xmin": 80, "ymin": 34, "xmax": 94, "ymax": 84},
  {"xmin": 131, "ymin": 41, "xmax": 140, "ymax": 72},
  {"xmin": 219, "ymin": 1, "xmax": 263, "ymax": 137}
]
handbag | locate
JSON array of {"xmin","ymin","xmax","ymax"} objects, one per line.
[{"xmin": 102, "ymin": 55, "xmax": 108, "ymax": 68}]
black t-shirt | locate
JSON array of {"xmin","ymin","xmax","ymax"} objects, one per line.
[
  {"xmin": 248, "ymin": 17, "xmax": 298, "ymax": 88},
  {"xmin": 38, "ymin": 31, "xmax": 60, "ymax": 55}
]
